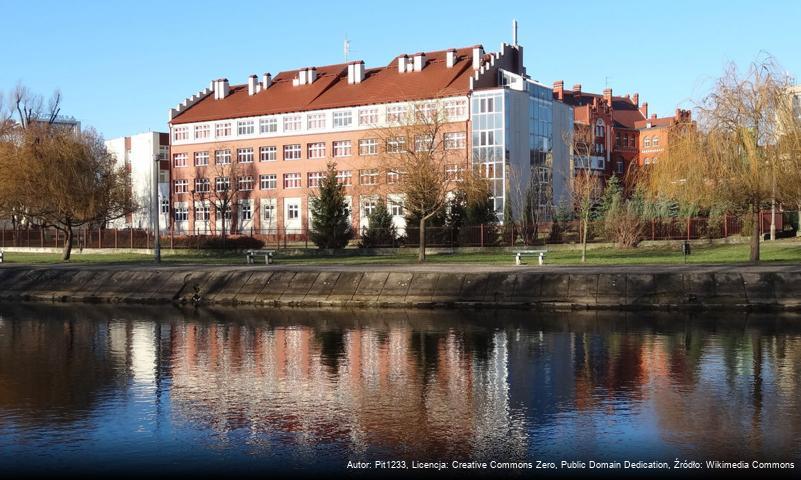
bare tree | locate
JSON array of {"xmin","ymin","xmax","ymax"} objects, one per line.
[
  {"xmin": 0, "ymin": 125, "xmax": 135, "ymax": 260},
  {"xmin": 507, "ymin": 164, "xmax": 552, "ymax": 245},
  {"xmin": 205, "ymin": 145, "xmax": 257, "ymax": 240},
  {"xmin": 644, "ymin": 58, "xmax": 792, "ymax": 262},
  {"xmin": 376, "ymin": 101, "xmax": 467, "ymax": 262},
  {"xmin": 565, "ymin": 123, "xmax": 603, "ymax": 262}
]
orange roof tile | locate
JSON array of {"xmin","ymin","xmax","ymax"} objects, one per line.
[{"xmin": 170, "ymin": 47, "xmax": 479, "ymax": 125}]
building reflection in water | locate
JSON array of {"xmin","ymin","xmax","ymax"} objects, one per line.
[{"xmin": 1, "ymin": 303, "xmax": 800, "ymax": 468}]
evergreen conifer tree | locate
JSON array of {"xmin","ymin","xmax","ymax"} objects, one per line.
[
  {"xmin": 309, "ymin": 162, "xmax": 353, "ymax": 249},
  {"xmin": 359, "ymin": 199, "xmax": 397, "ymax": 247}
]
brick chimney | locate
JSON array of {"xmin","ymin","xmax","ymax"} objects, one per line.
[
  {"xmin": 640, "ymin": 102, "xmax": 648, "ymax": 118},
  {"xmin": 573, "ymin": 83, "xmax": 582, "ymax": 96},
  {"xmin": 247, "ymin": 75, "xmax": 258, "ymax": 96},
  {"xmin": 553, "ymin": 81, "xmax": 564, "ymax": 101},
  {"xmin": 632, "ymin": 92, "xmax": 639, "ymax": 106},
  {"xmin": 603, "ymin": 88, "xmax": 613, "ymax": 107}
]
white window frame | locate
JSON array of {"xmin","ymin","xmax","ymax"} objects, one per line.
[
  {"xmin": 215, "ymin": 149, "xmax": 231, "ymax": 165},
  {"xmin": 237, "ymin": 119, "xmax": 255, "ymax": 136},
  {"xmin": 359, "ymin": 138, "xmax": 378, "ymax": 156},
  {"xmin": 283, "ymin": 144, "xmax": 302, "ymax": 160},
  {"xmin": 283, "ymin": 172, "xmax": 302, "ymax": 189},
  {"xmin": 259, "ymin": 174, "xmax": 277, "ymax": 190},
  {"xmin": 283, "ymin": 115, "xmax": 302, "ymax": 132},
  {"xmin": 215, "ymin": 122, "xmax": 232, "ymax": 138},
  {"xmin": 173, "ymin": 153, "xmax": 187, "ymax": 168},
  {"xmin": 259, "ymin": 146, "xmax": 276, "ymax": 162},
  {"xmin": 260, "ymin": 117, "xmax": 277, "ymax": 134},
  {"xmin": 194, "ymin": 177, "xmax": 210, "ymax": 193},
  {"xmin": 333, "ymin": 110, "xmax": 353, "ymax": 128},
  {"xmin": 174, "ymin": 179, "xmax": 188, "ymax": 193},
  {"xmin": 358, "ymin": 108, "xmax": 378, "ymax": 126},
  {"xmin": 307, "ymin": 142, "xmax": 326, "ymax": 159},
  {"xmin": 194, "ymin": 151, "xmax": 209, "ymax": 166},
  {"xmin": 333, "ymin": 140, "xmax": 352, "ymax": 157},
  {"xmin": 307, "ymin": 112, "xmax": 326, "ymax": 130}
]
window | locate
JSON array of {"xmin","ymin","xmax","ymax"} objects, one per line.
[
  {"xmin": 307, "ymin": 112, "xmax": 326, "ymax": 130},
  {"xmin": 283, "ymin": 144, "xmax": 302, "ymax": 160},
  {"xmin": 260, "ymin": 117, "xmax": 277, "ymax": 134},
  {"xmin": 174, "ymin": 204, "xmax": 188, "ymax": 221},
  {"xmin": 387, "ymin": 137, "xmax": 406, "ymax": 153},
  {"xmin": 444, "ymin": 132, "xmax": 466, "ymax": 149},
  {"xmin": 617, "ymin": 161, "xmax": 625, "ymax": 174},
  {"xmin": 237, "ymin": 147, "xmax": 254, "ymax": 163},
  {"xmin": 215, "ymin": 176, "xmax": 230, "ymax": 191},
  {"xmin": 444, "ymin": 99, "xmax": 467, "ymax": 118},
  {"xmin": 333, "ymin": 110, "xmax": 353, "ymax": 128},
  {"xmin": 194, "ymin": 178, "xmax": 210, "ymax": 192},
  {"xmin": 283, "ymin": 115, "xmax": 301, "ymax": 132},
  {"xmin": 652, "ymin": 136, "xmax": 660, "ymax": 147},
  {"xmin": 415, "ymin": 135, "xmax": 433, "ymax": 152},
  {"xmin": 359, "ymin": 138, "xmax": 378, "ymax": 155},
  {"xmin": 215, "ymin": 149, "xmax": 231, "ymax": 164},
  {"xmin": 173, "ymin": 153, "xmax": 187, "ymax": 167},
  {"xmin": 259, "ymin": 146, "xmax": 276, "ymax": 162},
  {"xmin": 360, "ymin": 169, "xmax": 379, "ymax": 185},
  {"xmin": 215, "ymin": 122, "xmax": 231, "ymax": 138},
  {"xmin": 241, "ymin": 202, "xmax": 252, "ymax": 221},
  {"xmin": 644, "ymin": 136, "xmax": 651, "ymax": 147},
  {"xmin": 194, "ymin": 124, "xmax": 210, "ymax": 140},
  {"xmin": 478, "ymin": 97, "xmax": 495, "ymax": 113},
  {"xmin": 237, "ymin": 119, "xmax": 255, "ymax": 135},
  {"xmin": 173, "ymin": 126, "xmax": 189, "ymax": 141},
  {"xmin": 160, "ymin": 198, "xmax": 169, "ymax": 214},
  {"xmin": 307, "ymin": 171, "xmax": 325, "ymax": 187},
  {"xmin": 387, "ymin": 171, "xmax": 400, "ymax": 184},
  {"xmin": 284, "ymin": 172, "xmax": 302, "ymax": 189},
  {"xmin": 287, "ymin": 203, "xmax": 300, "ymax": 220},
  {"xmin": 386, "ymin": 105, "xmax": 406, "ymax": 122},
  {"xmin": 644, "ymin": 157, "xmax": 652, "ymax": 166},
  {"xmin": 307, "ymin": 142, "xmax": 326, "ymax": 159},
  {"xmin": 238, "ymin": 176, "xmax": 254, "ymax": 191},
  {"xmin": 259, "ymin": 174, "xmax": 276, "ymax": 190},
  {"xmin": 196, "ymin": 203, "xmax": 210, "ymax": 221},
  {"xmin": 263, "ymin": 203, "xmax": 275, "ymax": 221},
  {"xmin": 615, "ymin": 133, "xmax": 621, "ymax": 147},
  {"xmin": 194, "ymin": 151, "xmax": 209, "ymax": 166},
  {"xmin": 390, "ymin": 199, "xmax": 404, "ymax": 216},
  {"xmin": 414, "ymin": 103, "xmax": 436, "ymax": 121},
  {"xmin": 333, "ymin": 140, "xmax": 352, "ymax": 157},
  {"xmin": 217, "ymin": 205, "xmax": 232, "ymax": 220},
  {"xmin": 174, "ymin": 179, "xmax": 188, "ymax": 193},
  {"xmin": 359, "ymin": 108, "xmax": 378, "ymax": 126},
  {"xmin": 445, "ymin": 164, "xmax": 463, "ymax": 180},
  {"xmin": 362, "ymin": 197, "xmax": 378, "ymax": 217},
  {"xmin": 336, "ymin": 170, "xmax": 352, "ymax": 186}
]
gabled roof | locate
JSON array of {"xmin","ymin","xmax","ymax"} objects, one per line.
[{"xmin": 170, "ymin": 46, "xmax": 479, "ymax": 125}]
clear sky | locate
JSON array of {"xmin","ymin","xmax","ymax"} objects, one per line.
[{"xmin": 3, "ymin": 0, "xmax": 799, "ymax": 139}]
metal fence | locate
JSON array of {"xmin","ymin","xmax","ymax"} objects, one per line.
[{"xmin": 0, "ymin": 211, "xmax": 785, "ymax": 250}]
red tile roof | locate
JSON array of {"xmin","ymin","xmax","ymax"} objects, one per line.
[
  {"xmin": 170, "ymin": 46, "xmax": 479, "ymax": 125},
  {"xmin": 557, "ymin": 87, "xmax": 647, "ymax": 129}
]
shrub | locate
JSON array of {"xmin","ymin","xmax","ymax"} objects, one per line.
[{"xmin": 359, "ymin": 199, "xmax": 397, "ymax": 248}]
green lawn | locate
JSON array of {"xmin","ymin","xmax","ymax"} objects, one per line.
[{"xmin": 3, "ymin": 239, "xmax": 801, "ymax": 266}]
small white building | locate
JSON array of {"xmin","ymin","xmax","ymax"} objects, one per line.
[{"xmin": 105, "ymin": 132, "xmax": 170, "ymax": 231}]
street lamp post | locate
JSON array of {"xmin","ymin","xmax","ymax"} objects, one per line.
[{"xmin": 152, "ymin": 153, "xmax": 161, "ymax": 263}]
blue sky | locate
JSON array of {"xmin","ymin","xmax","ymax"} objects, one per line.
[{"xmin": 3, "ymin": 0, "xmax": 799, "ymax": 139}]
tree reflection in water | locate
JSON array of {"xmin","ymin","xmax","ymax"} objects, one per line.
[{"xmin": 0, "ymin": 303, "xmax": 800, "ymax": 473}]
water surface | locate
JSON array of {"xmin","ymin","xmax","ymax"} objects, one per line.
[{"xmin": 1, "ymin": 303, "xmax": 800, "ymax": 476}]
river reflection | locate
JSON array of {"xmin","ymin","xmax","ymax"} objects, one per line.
[{"xmin": 1, "ymin": 303, "xmax": 800, "ymax": 475}]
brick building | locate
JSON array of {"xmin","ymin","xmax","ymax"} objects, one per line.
[
  {"xmin": 167, "ymin": 40, "xmax": 572, "ymax": 235},
  {"xmin": 552, "ymin": 82, "xmax": 649, "ymax": 180},
  {"xmin": 634, "ymin": 109, "xmax": 693, "ymax": 166}
]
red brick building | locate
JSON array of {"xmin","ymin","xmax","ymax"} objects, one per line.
[
  {"xmin": 634, "ymin": 109, "xmax": 693, "ymax": 166},
  {"xmin": 553, "ymin": 82, "xmax": 649, "ymax": 180}
]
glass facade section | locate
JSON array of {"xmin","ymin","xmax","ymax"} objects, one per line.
[{"xmin": 471, "ymin": 91, "xmax": 505, "ymax": 214}]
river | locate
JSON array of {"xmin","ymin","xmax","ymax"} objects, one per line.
[{"xmin": 0, "ymin": 303, "xmax": 799, "ymax": 477}]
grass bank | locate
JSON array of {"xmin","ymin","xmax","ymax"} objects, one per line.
[{"xmin": 2, "ymin": 238, "xmax": 801, "ymax": 266}]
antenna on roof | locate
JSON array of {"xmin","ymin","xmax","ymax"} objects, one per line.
[
  {"xmin": 512, "ymin": 19, "xmax": 518, "ymax": 46},
  {"xmin": 344, "ymin": 35, "xmax": 350, "ymax": 62}
]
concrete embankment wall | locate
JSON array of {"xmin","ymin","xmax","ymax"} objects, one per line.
[{"xmin": 0, "ymin": 266, "xmax": 799, "ymax": 310}]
